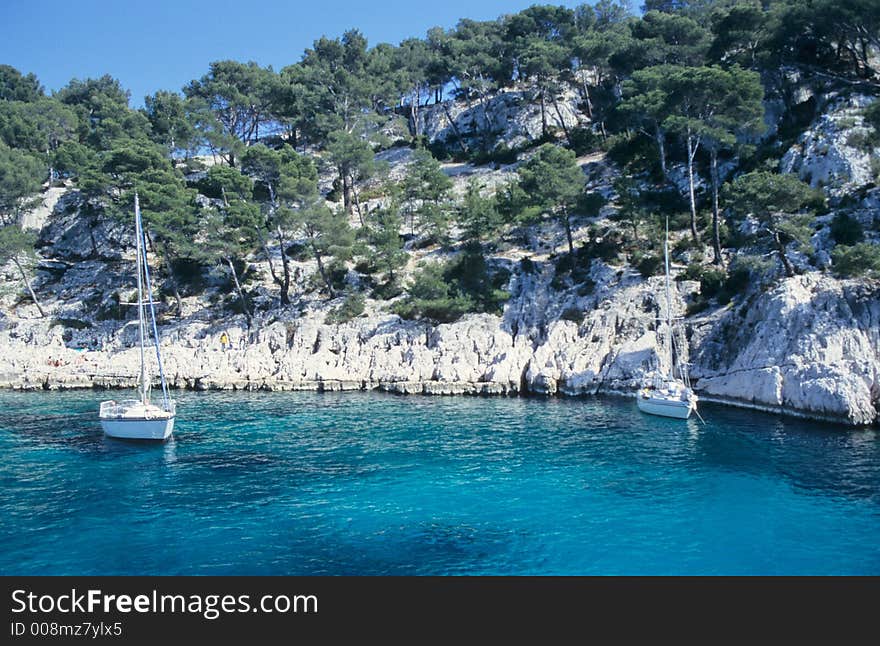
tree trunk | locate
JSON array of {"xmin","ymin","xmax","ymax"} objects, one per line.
[
  {"xmin": 774, "ymin": 231, "xmax": 795, "ymax": 278},
  {"xmin": 276, "ymin": 227, "xmax": 291, "ymax": 306},
  {"xmin": 686, "ymin": 129, "xmax": 699, "ymax": 242},
  {"xmin": 563, "ymin": 209, "xmax": 574, "ymax": 256},
  {"xmin": 12, "ymin": 257, "xmax": 45, "ymax": 317},
  {"xmin": 350, "ymin": 172, "xmax": 365, "ymax": 227},
  {"xmin": 710, "ymin": 148, "xmax": 722, "ymax": 265},
  {"xmin": 442, "ymin": 102, "xmax": 469, "ymax": 156},
  {"xmin": 410, "ymin": 89, "xmax": 420, "ymax": 138},
  {"xmin": 341, "ymin": 169, "xmax": 353, "ymax": 215},
  {"xmin": 311, "ymin": 244, "xmax": 336, "ymax": 298},
  {"xmin": 581, "ymin": 78, "xmax": 594, "ymax": 120},
  {"xmin": 225, "ymin": 257, "xmax": 252, "ymax": 328},
  {"xmin": 162, "ymin": 255, "xmax": 183, "ymax": 317},
  {"xmin": 539, "ymin": 87, "xmax": 548, "ymax": 139},
  {"xmin": 550, "ymin": 92, "xmax": 572, "ymax": 147},
  {"xmin": 262, "ymin": 236, "xmax": 280, "ymax": 284},
  {"xmin": 656, "ymin": 127, "xmax": 667, "ymax": 180}
]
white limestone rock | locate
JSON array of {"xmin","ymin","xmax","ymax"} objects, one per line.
[
  {"xmin": 781, "ymin": 94, "xmax": 879, "ymax": 196},
  {"xmin": 420, "ymin": 85, "xmax": 588, "ymax": 151},
  {"xmin": 692, "ymin": 274, "xmax": 879, "ymax": 425}
]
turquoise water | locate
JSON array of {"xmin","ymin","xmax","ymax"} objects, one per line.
[{"xmin": 1, "ymin": 390, "xmax": 879, "ymax": 575}]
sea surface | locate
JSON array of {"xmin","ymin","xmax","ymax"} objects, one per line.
[{"xmin": 1, "ymin": 390, "xmax": 879, "ymax": 575}]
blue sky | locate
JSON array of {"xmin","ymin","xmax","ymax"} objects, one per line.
[{"xmin": 2, "ymin": 0, "xmax": 587, "ymax": 107}]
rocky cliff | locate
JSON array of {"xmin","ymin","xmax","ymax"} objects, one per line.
[{"xmin": 1, "ymin": 84, "xmax": 878, "ymax": 427}]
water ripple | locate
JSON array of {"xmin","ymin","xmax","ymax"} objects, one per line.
[{"xmin": 1, "ymin": 389, "xmax": 879, "ymax": 575}]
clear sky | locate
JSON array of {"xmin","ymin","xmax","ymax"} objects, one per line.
[{"xmin": 2, "ymin": 0, "xmax": 586, "ymax": 107}]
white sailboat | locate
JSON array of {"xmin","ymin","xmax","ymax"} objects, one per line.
[
  {"xmin": 636, "ymin": 218, "xmax": 698, "ymax": 420},
  {"xmin": 99, "ymin": 193, "xmax": 176, "ymax": 440}
]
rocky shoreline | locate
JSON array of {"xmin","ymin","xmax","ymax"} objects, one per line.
[{"xmin": 2, "ymin": 271, "xmax": 877, "ymax": 427}]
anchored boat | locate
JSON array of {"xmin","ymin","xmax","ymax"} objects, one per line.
[
  {"xmin": 636, "ymin": 218, "xmax": 699, "ymax": 420},
  {"xmin": 99, "ymin": 193, "xmax": 176, "ymax": 440}
]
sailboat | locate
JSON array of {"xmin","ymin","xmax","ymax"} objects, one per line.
[
  {"xmin": 99, "ymin": 193, "xmax": 176, "ymax": 440},
  {"xmin": 636, "ymin": 217, "xmax": 698, "ymax": 420}
]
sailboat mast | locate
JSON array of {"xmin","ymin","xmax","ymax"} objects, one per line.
[
  {"xmin": 664, "ymin": 216, "xmax": 673, "ymax": 381},
  {"xmin": 134, "ymin": 193, "xmax": 148, "ymax": 405},
  {"xmin": 136, "ymin": 201, "xmax": 171, "ymax": 412}
]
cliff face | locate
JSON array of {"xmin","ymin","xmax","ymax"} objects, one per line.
[
  {"xmin": 418, "ymin": 85, "xmax": 586, "ymax": 151},
  {"xmin": 692, "ymin": 275, "xmax": 880, "ymax": 425},
  {"xmin": 2, "ymin": 255, "xmax": 877, "ymax": 425},
  {"xmin": 1, "ymin": 86, "xmax": 878, "ymax": 426}
]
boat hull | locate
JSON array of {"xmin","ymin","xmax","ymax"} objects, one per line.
[
  {"xmin": 101, "ymin": 416, "xmax": 175, "ymax": 441},
  {"xmin": 636, "ymin": 396, "xmax": 693, "ymax": 419}
]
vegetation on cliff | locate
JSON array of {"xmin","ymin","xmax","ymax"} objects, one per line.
[{"xmin": 1, "ymin": 0, "xmax": 879, "ymax": 326}]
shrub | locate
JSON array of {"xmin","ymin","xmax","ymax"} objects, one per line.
[
  {"xmin": 831, "ymin": 242, "xmax": 880, "ymax": 278},
  {"xmin": 720, "ymin": 255, "xmax": 773, "ymax": 302},
  {"xmin": 568, "ymin": 127, "xmax": 600, "ymax": 155},
  {"xmin": 699, "ymin": 268, "xmax": 727, "ymax": 299},
  {"xmin": 354, "ymin": 258, "xmax": 377, "ymax": 275},
  {"xmin": 394, "ymin": 249, "xmax": 510, "ymax": 323},
  {"xmin": 582, "ymin": 226, "xmax": 623, "ymax": 262},
  {"xmin": 560, "ymin": 306, "xmax": 585, "ymax": 324},
  {"xmin": 634, "ymin": 252, "xmax": 662, "ymax": 278},
  {"xmin": 605, "ymin": 131, "xmax": 661, "ymax": 177},
  {"xmin": 863, "ymin": 101, "xmax": 880, "ymax": 146},
  {"xmin": 686, "ymin": 298, "xmax": 710, "ymax": 317},
  {"xmin": 830, "ymin": 213, "xmax": 864, "ymax": 245},
  {"xmin": 470, "ymin": 142, "xmax": 521, "ymax": 166},
  {"xmin": 170, "ymin": 257, "xmax": 207, "ymax": 294},
  {"xmin": 846, "ymin": 130, "xmax": 872, "ymax": 149},
  {"xmin": 372, "ymin": 279, "xmax": 404, "ymax": 300},
  {"xmin": 680, "ymin": 263, "xmax": 705, "ymax": 282},
  {"xmin": 52, "ymin": 318, "xmax": 92, "ymax": 330},
  {"xmin": 325, "ymin": 292, "xmax": 366, "ymax": 324}
]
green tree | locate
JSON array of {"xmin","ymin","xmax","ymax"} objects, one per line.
[
  {"xmin": 402, "ymin": 148, "xmax": 453, "ymax": 237},
  {"xmin": 326, "ymin": 130, "xmax": 377, "ymax": 220},
  {"xmin": 0, "ymin": 224, "xmax": 45, "ymax": 316},
  {"xmin": 281, "ymin": 30, "xmax": 374, "ymax": 144},
  {"xmin": 394, "ymin": 38, "xmax": 433, "ymax": 139},
  {"xmin": 695, "ymin": 65, "xmax": 764, "ymax": 264},
  {"xmin": 764, "ymin": 0, "xmax": 879, "ymax": 83},
  {"xmin": 199, "ymin": 165, "xmax": 253, "ymax": 203},
  {"xmin": 393, "ymin": 260, "xmax": 473, "ymax": 323},
  {"xmin": 831, "ymin": 242, "xmax": 880, "ymax": 278},
  {"xmin": 199, "ymin": 197, "xmax": 262, "ymax": 328},
  {"xmin": 619, "ymin": 65, "xmax": 676, "ymax": 179},
  {"xmin": 143, "ymin": 91, "xmax": 197, "ymax": 156},
  {"xmin": 394, "ymin": 248, "xmax": 508, "ymax": 323},
  {"xmin": 610, "ymin": 176, "xmax": 651, "ymax": 243},
  {"xmin": 134, "ymin": 173, "xmax": 201, "ymax": 316},
  {"xmin": 725, "ymin": 171, "xmax": 818, "ymax": 278},
  {"xmin": 184, "ymin": 61, "xmax": 280, "ymax": 165},
  {"xmin": 516, "ymin": 143, "xmax": 585, "ymax": 254},
  {"xmin": 0, "ymin": 143, "xmax": 44, "ymax": 223},
  {"xmin": 504, "ymin": 6, "xmax": 577, "ymax": 140},
  {"xmin": 294, "ymin": 202, "xmax": 354, "ymax": 298},
  {"xmin": 661, "ymin": 65, "xmax": 764, "ymax": 247},
  {"xmin": 572, "ymin": 17, "xmax": 633, "ymax": 135},
  {"xmin": 0, "ymin": 65, "xmax": 43, "ymax": 102},
  {"xmin": 368, "ymin": 205, "xmax": 407, "ymax": 286},
  {"xmin": 447, "ymin": 18, "xmax": 507, "ymax": 145},
  {"xmin": 456, "ymin": 178, "xmax": 502, "ymax": 242},
  {"xmin": 241, "ymin": 144, "xmax": 319, "ymax": 306},
  {"xmin": 626, "ymin": 9, "xmax": 710, "ymax": 70},
  {"xmin": 708, "ymin": 1, "xmax": 766, "ymax": 68},
  {"xmin": 56, "ymin": 76, "xmax": 147, "ymax": 150}
]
